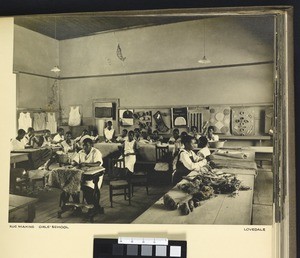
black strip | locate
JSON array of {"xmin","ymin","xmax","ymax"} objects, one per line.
[
  {"xmin": 59, "ymin": 61, "xmax": 274, "ymax": 80},
  {"xmin": 15, "ymin": 61, "xmax": 273, "ymax": 81},
  {"xmin": 15, "ymin": 71, "xmax": 57, "ymax": 79}
]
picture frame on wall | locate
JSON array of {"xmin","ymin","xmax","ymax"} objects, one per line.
[
  {"xmin": 119, "ymin": 109, "xmax": 134, "ymax": 126},
  {"xmin": 171, "ymin": 107, "xmax": 188, "ymax": 127}
]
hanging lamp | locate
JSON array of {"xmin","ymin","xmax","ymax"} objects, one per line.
[
  {"xmin": 51, "ymin": 16, "xmax": 61, "ymax": 73},
  {"xmin": 198, "ymin": 20, "xmax": 211, "ymax": 64}
]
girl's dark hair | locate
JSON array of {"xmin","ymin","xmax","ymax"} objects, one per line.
[
  {"xmin": 128, "ymin": 130, "xmax": 134, "ymax": 136},
  {"xmin": 198, "ymin": 136, "xmax": 208, "ymax": 148},
  {"xmin": 208, "ymin": 126, "xmax": 215, "ymax": 132},
  {"xmin": 181, "ymin": 135, "xmax": 193, "ymax": 145},
  {"xmin": 173, "ymin": 128, "xmax": 179, "ymax": 133},
  {"xmin": 83, "ymin": 138, "xmax": 93, "ymax": 145},
  {"xmin": 180, "ymin": 131, "xmax": 188, "ymax": 138}
]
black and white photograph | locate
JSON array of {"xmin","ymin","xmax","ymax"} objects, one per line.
[{"xmin": 7, "ymin": 12, "xmax": 279, "ymax": 225}]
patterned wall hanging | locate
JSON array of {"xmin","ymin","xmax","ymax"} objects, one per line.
[
  {"xmin": 133, "ymin": 111, "xmax": 152, "ymax": 129},
  {"xmin": 189, "ymin": 111, "xmax": 202, "ymax": 132},
  {"xmin": 231, "ymin": 107, "xmax": 255, "ymax": 136},
  {"xmin": 153, "ymin": 111, "xmax": 169, "ymax": 132},
  {"xmin": 209, "ymin": 106, "xmax": 231, "ymax": 135}
]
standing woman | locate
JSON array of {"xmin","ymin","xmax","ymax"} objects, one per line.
[{"xmin": 122, "ymin": 130, "xmax": 138, "ymax": 174}]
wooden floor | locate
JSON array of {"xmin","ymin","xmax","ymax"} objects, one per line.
[
  {"xmin": 32, "ymin": 182, "xmax": 172, "ymax": 224},
  {"xmin": 252, "ymin": 168, "xmax": 273, "ymax": 225},
  {"xmin": 10, "ymin": 166, "xmax": 274, "ymax": 225}
]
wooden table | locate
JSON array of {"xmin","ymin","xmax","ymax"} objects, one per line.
[
  {"xmin": 132, "ymin": 167, "xmax": 256, "ymax": 225},
  {"xmin": 52, "ymin": 166, "xmax": 106, "ymax": 222},
  {"xmin": 9, "ymin": 194, "xmax": 38, "ymax": 222},
  {"xmin": 245, "ymin": 147, "xmax": 273, "ymax": 168},
  {"xmin": 82, "ymin": 166, "xmax": 106, "ymax": 215},
  {"xmin": 10, "ymin": 153, "xmax": 29, "ymax": 165}
]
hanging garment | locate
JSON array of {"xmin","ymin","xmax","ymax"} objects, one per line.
[
  {"xmin": 33, "ymin": 112, "xmax": 46, "ymax": 131},
  {"xmin": 68, "ymin": 106, "xmax": 81, "ymax": 126},
  {"xmin": 18, "ymin": 112, "xmax": 32, "ymax": 131},
  {"xmin": 46, "ymin": 112, "xmax": 57, "ymax": 134}
]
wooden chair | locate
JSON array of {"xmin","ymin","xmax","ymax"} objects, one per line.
[
  {"xmin": 131, "ymin": 170, "xmax": 149, "ymax": 196},
  {"xmin": 153, "ymin": 144, "xmax": 172, "ymax": 185},
  {"xmin": 28, "ymin": 169, "xmax": 48, "ymax": 191},
  {"xmin": 109, "ymin": 158, "xmax": 131, "ymax": 207}
]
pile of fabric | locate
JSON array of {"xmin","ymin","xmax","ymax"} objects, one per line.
[{"xmin": 163, "ymin": 168, "xmax": 250, "ymax": 215}]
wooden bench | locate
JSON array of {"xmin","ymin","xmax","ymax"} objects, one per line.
[{"xmin": 9, "ymin": 194, "xmax": 38, "ymax": 222}]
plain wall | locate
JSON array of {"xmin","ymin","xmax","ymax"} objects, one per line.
[
  {"xmin": 59, "ymin": 16, "xmax": 274, "ymax": 77},
  {"xmin": 58, "ymin": 16, "xmax": 274, "ymax": 125},
  {"xmin": 59, "ymin": 63, "xmax": 273, "ymax": 119},
  {"xmin": 14, "ymin": 25, "xmax": 59, "ymax": 77},
  {"xmin": 14, "ymin": 25, "xmax": 60, "ymax": 111}
]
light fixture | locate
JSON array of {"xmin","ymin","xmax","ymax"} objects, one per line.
[
  {"xmin": 198, "ymin": 20, "xmax": 211, "ymax": 64},
  {"xmin": 51, "ymin": 65, "xmax": 61, "ymax": 73},
  {"xmin": 51, "ymin": 16, "xmax": 61, "ymax": 74}
]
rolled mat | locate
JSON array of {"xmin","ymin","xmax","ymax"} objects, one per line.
[{"xmin": 214, "ymin": 150, "xmax": 248, "ymax": 159}]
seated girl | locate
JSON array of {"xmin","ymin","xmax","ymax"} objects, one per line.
[
  {"xmin": 103, "ymin": 121, "xmax": 115, "ymax": 143},
  {"xmin": 150, "ymin": 130, "xmax": 163, "ymax": 143},
  {"xmin": 207, "ymin": 126, "xmax": 219, "ymax": 142},
  {"xmin": 61, "ymin": 131, "xmax": 76, "ymax": 153},
  {"xmin": 90, "ymin": 129, "xmax": 99, "ymax": 142},
  {"xmin": 197, "ymin": 136, "xmax": 211, "ymax": 159},
  {"xmin": 173, "ymin": 135, "xmax": 207, "ymax": 185},
  {"xmin": 11, "ymin": 129, "xmax": 26, "ymax": 151},
  {"xmin": 23, "ymin": 127, "xmax": 40, "ymax": 148},
  {"xmin": 41, "ymin": 129, "xmax": 53, "ymax": 147},
  {"xmin": 115, "ymin": 129, "xmax": 128, "ymax": 143},
  {"xmin": 72, "ymin": 138, "xmax": 104, "ymax": 205},
  {"xmin": 189, "ymin": 126, "xmax": 201, "ymax": 142},
  {"xmin": 168, "ymin": 128, "xmax": 180, "ymax": 144},
  {"xmin": 53, "ymin": 128, "xmax": 65, "ymax": 144},
  {"xmin": 75, "ymin": 129, "xmax": 91, "ymax": 150}
]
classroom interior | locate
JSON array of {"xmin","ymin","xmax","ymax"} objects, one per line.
[{"xmin": 9, "ymin": 14, "xmax": 274, "ymax": 225}]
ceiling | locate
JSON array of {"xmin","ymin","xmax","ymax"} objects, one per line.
[{"xmin": 14, "ymin": 15, "xmax": 205, "ymax": 40}]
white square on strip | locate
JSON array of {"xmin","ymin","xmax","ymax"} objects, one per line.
[{"xmin": 170, "ymin": 246, "xmax": 181, "ymax": 257}]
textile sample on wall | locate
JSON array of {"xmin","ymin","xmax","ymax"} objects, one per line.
[
  {"xmin": 153, "ymin": 111, "xmax": 169, "ymax": 133},
  {"xmin": 171, "ymin": 107, "xmax": 188, "ymax": 127},
  {"xmin": 209, "ymin": 106, "xmax": 231, "ymax": 135},
  {"xmin": 231, "ymin": 107, "xmax": 255, "ymax": 136},
  {"xmin": 68, "ymin": 106, "xmax": 81, "ymax": 126},
  {"xmin": 33, "ymin": 112, "xmax": 46, "ymax": 131},
  {"xmin": 18, "ymin": 112, "xmax": 32, "ymax": 131},
  {"xmin": 189, "ymin": 112, "xmax": 202, "ymax": 132},
  {"xmin": 119, "ymin": 109, "xmax": 134, "ymax": 126},
  {"xmin": 133, "ymin": 111, "xmax": 152, "ymax": 129},
  {"xmin": 46, "ymin": 112, "xmax": 57, "ymax": 134}
]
